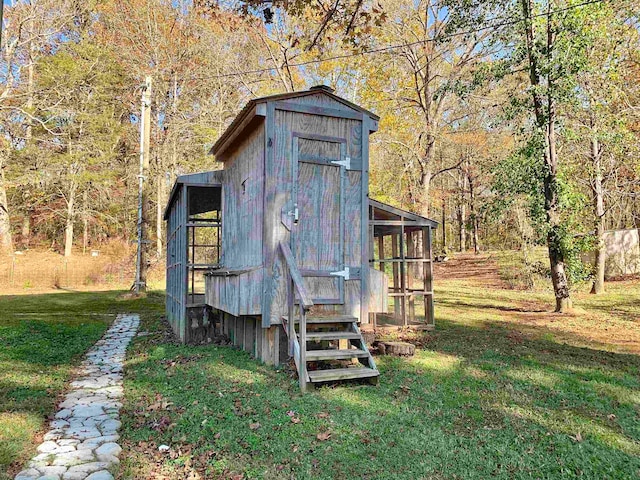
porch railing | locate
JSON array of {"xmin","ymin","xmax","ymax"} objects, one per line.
[{"xmin": 279, "ymin": 241, "xmax": 314, "ymax": 391}]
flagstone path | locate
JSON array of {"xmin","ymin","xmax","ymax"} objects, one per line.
[{"xmin": 15, "ymin": 314, "xmax": 140, "ymax": 480}]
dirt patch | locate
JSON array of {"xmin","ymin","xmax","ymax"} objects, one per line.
[
  {"xmin": 506, "ymin": 304, "xmax": 640, "ymax": 355},
  {"xmin": 434, "ymin": 253, "xmax": 507, "ymax": 288}
]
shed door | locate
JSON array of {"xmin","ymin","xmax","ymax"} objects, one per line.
[{"xmin": 292, "ymin": 135, "xmax": 347, "ymax": 304}]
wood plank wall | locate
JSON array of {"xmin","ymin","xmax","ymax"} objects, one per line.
[
  {"xmin": 204, "ymin": 123, "xmax": 265, "ymax": 318},
  {"xmin": 220, "ymin": 124, "xmax": 265, "ymax": 269},
  {"xmin": 205, "ymin": 268, "xmax": 263, "ymax": 316}
]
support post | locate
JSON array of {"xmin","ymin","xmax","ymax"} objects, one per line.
[
  {"xmin": 424, "ymin": 227, "xmax": 434, "ymax": 326},
  {"xmin": 407, "ymin": 231, "xmax": 416, "ymax": 323},
  {"xmin": 299, "ymin": 305, "xmax": 308, "ymax": 392},
  {"xmin": 399, "ymin": 222, "xmax": 407, "ymax": 327},
  {"xmin": 288, "ymin": 275, "xmax": 295, "ymax": 355},
  {"xmin": 376, "ymin": 235, "xmax": 385, "ymax": 328},
  {"xmin": 391, "ymin": 232, "xmax": 400, "ymax": 320}
]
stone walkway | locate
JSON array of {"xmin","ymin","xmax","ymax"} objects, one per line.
[{"xmin": 16, "ymin": 314, "xmax": 140, "ymax": 480}]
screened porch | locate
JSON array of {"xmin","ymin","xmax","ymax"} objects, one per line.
[{"xmin": 369, "ymin": 199, "xmax": 438, "ymax": 329}]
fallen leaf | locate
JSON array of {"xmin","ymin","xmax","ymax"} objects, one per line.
[
  {"xmin": 316, "ymin": 431, "xmax": 331, "ymax": 441},
  {"xmin": 569, "ymin": 432, "xmax": 583, "ymax": 442},
  {"xmin": 316, "ymin": 412, "xmax": 330, "ymax": 419},
  {"xmin": 249, "ymin": 422, "xmax": 261, "ymax": 430},
  {"xmin": 290, "ymin": 416, "xmax": 301, "ymax": 424}
]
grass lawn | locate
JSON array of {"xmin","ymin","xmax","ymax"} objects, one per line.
[
  {"xmin": 0, "ymin": 290, "xmax": 165, "ymax": 480},
  {"xmin": 118, "ymin": 259, "xmax": 640, "ymax": 479}
]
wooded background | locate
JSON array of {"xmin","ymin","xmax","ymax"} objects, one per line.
[{"xmin": 0, "ymin": 0, "xmax": 638, "ymax": 307}]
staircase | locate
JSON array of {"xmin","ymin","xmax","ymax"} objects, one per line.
[{"xmin": 279, "ymin": 242, "xmax": 379, "ymax": 392}]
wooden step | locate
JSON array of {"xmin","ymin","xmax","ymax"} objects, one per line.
[
  {"xmin": 308, "ymin": 367, "xmax": 379, "ymax": 382},
  {"xmin": 306, "ymin": 349, "xmax": 369, "ymax": 361},
  {"xmin": 282, "ymin": 315, "xmax": 357, "ymax": 324},
  {"xmin": 303, "ymin": 331, "xmax": 361, "ymax": 341}
]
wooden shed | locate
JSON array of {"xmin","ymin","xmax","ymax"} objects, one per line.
[{"xmin": 165, "ymin": 86, "xmax": 437, "ymax": 390}]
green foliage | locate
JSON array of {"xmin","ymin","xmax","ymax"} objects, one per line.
[
  {"xmin": 489, "ymin": 133, "xmax": 595, "ymax": 288},
  {"xmin": 489, "ymin": 136, "xmax": 547, "ymax": 239}
]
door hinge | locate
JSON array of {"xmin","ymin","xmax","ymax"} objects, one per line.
[
  {"xmin": 330, "ymin": 267, "xmax": 350, "ymax": 280},
  {"xmin": 331, "ymin": 157, "xmax": 350, "ymax": 169}
]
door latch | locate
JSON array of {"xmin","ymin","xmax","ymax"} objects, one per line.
[
  {"xmin": 287, "ymin": 203, "xmax": 299, "ymax": 224},
  {"xmin": 330, "ymin": 267, "xmax": 350, "ymax": 280}
]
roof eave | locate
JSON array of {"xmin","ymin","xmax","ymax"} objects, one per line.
[
  {"xmin": 209, "ymin": 102, "xmax": 267, "ymax": 157},
  {"xmin": 369, "ymin": 198, "xmax": 439, "ymax": 227}
]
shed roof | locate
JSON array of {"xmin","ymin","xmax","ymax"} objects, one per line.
[
  {"xmin": 210, "ymin": 85, "xmax": 379, "ymax": 157},
  {"xmin": 163, "ymin": 170, "xmax": 223, "ymax": 220},
  {"xmin": 370, "ymin": 199, "xmax": 438, "ymax": 236}
]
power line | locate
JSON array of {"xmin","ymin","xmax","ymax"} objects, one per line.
[{"xmin": 194, "ymin": 0, "xmax": 607, "ymax": 80}]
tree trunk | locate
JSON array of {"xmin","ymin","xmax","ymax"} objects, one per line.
[
  {"xmin": 0, "ymin": 153, "xmax": 13, "ymax": 255},
  {"xmin": 469, "ymin": 177, "xmax": 480, "ymax": 254},
  {"xmin": 83, "ymin": 188, "xmax": 89, "ymax": 255},
  {"xmin": 419, "ymin": 131, "xmax": 437, "ymax": 217},
  {"xmin": 522, "ymin": 0, "xmax": 571, "ymax": 312},
  {"xmin": 544, "ymin": 94, "xmax": 572, "ymax": 312},
  {"xmin": 458, "ymin": 170, "xmax": 466, "ymax": 252},
  {"xmin": 420, "ymin": 170, "xmax": 432, "ymax": 218},
  {"xmin": 64, "ymin": 186, "xmax": 76, "ymax": 257},
  {"xmin": 22, "ymin": 215, "xmax": 31, "ymax": 247},
  {"xmin": 544, "ymin": 8, "xmax": 571, "ymax": 313},
  {"xmin": 441, "ymin": 195, "xmax": 447, "ymax": 251},
  {"xmin": 590, "ymin": 136, "xmax": 605, "ymax": 294}
]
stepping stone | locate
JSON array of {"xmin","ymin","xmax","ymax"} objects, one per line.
[
  {"xmin": 55, "ymin": 410, "xmax": 72, "ymax": 420},
  {"xmin": 36, "ymin": 442, "xmax": 59, "ymax": 454},
  {"xmin": 85, "ymin": 471, "xmax": 114, "ymax": 480},
  {"xmin": 15, "ymin": 468, "xmax": 41, "ymax": 480},
  {"xmin": 95, "ymin": 443, "xmax": 121, "ymax": 458},
  {"xmin": 38, "ymin": 465, "xmax": 68, "ymax": 477},
  {"xmin": 72, "ymin": 406, "xmax": 105, "ymax": 418}
]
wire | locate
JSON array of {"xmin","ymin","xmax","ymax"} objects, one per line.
[{"xmin": 193, "ymin": 0, "xmax": 607, "ymax": 80}]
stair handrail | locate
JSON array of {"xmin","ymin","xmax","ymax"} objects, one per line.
[{"xmin": 279, "ymin": 241, "xmax": 313, "ymax": 391}]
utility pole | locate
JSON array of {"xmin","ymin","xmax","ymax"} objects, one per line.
[{"xmin": 134, "ymin": 76, "xmax": 152, "ymax": 293}]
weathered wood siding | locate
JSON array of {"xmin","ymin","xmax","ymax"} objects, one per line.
[
  {"xmin": 205, "ymin": 268, "xmax": 263, "ymax": 316},
  {"xmin": 220, "ymin": 123, "xmax": 265, "ymax": 269},
  {"xmin": 204, "ymin": 123, "xmax": 264, "ymax": 319},
  {"xmin": 263, "ymin": 106, "xmax": 367, "ymax": 326}
]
